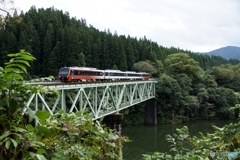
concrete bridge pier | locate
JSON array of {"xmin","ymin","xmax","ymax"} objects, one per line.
[
  {"xmin": 103, "ymin": 114, "xmax": 124, "ymax": 159},
  {"xmin": 144, "ymin": 98, "xmax": 157, "ymax": 125},
  {"xmin": 103, "ymin": 114, "xmax": 124, "ymax": 135}
]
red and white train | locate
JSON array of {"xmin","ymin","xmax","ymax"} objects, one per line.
[{"xmin": 58, "ymin": 67, "xmax": 150, "ymax": 82}]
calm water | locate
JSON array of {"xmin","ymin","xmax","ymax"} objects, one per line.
[{"xmin": 121, "ymin": 120, "xmax": 237, "ymax": 160}]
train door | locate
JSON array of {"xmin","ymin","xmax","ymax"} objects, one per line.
[
  {"xmin": 104, "ymin": 72, "xmax": 110, "ymax": 81},
  {"xmin": 70, "ymin": 70, "xmax": 74, "ymax": 81}
]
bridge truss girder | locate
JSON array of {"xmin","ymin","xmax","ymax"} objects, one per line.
[{"xmin": 25, "ymin": 80, "xmax": 157, "ymax": 120}]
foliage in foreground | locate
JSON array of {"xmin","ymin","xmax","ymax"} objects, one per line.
[
  {"xmin": 0, "ymin": 50, "xmax": 127, "ymax": 159},
  {"xmin": 142, "ymin": 105, "xmax": 240, "ymax": 160}
]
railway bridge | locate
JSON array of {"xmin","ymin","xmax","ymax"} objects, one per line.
[{"xmin": 25, "ymin": 80, "xmax": 158, "ymax": 126}]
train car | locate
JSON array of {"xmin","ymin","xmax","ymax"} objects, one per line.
[
  {"xmin": 125, "ymin": 71, "xmax": 142, "ymax": 80},
  {"xmin": 104, "ymin": 70, "xmax": 126, "ymax": 81},
  {"xmin": 139, "ymin": 72, "xmax": 150, "ymax": 80},
  {"xmin": 58, "ymin": 66, "xmax": 151, "ymax": 82},
  {"xmin": 58, "ymin": 67, "xmax": 104, "ymax": 82}
]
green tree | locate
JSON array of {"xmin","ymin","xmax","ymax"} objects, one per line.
[
  {"xmin": 133, "ymin": 60, "xmax": 157, "ymax": 76},
  {"xmin": 210, "ymin": 64, "xmax": 240, "ymax": 92},
  {"xmin": 47, "ymin": 47, "xmax": 59, "ymax": 76},
  {"xmin": 59, "ymin": 27, "xmax": 70, "ymax": 67},
  {"xmin": 66, "ymin": 27, "xmax": 81, "ymax": 66},
  {"xmin": 43, "ymin": 23, "xmax": 54, "ymax": 75},
  {"xmin": 99, "ymin": 33, "xmax": 111, "ymax": 69},
  {"xmin": 91, "ymin": 36, "xmax": 101, "ymax": 68},
  {"xmin": 207, "ymin": 87, "xmax": 238, "ymax": 119},
  {"xmin": 164, "ymin": 53, "xmax": 203, "ymax": 80},
  {"xmin": 112, "ymin": 37, "xmax": 127, "ymax": 71},
  {"xmin": 79, "ymin": 52, "xmax": 85, "ymax": 67},
  {"xmin": 156, "ymin": 74, "xmax": 183, "ymax": 123},
  {"xmin": 81, "ymin": 30, "xmax": 92, "ymax": 67},
  {"xmin": 125, "ymin": 38, "xmax": 135, "ymax": 70}
]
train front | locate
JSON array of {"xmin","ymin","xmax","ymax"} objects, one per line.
[{"xmin": 58, "ymin": 67, "xmax": 70, "ymax": 82}]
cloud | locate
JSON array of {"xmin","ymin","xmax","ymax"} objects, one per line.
[{"xmin": 14, "ymin": 0, "xmax": 240, "ymax": 52}]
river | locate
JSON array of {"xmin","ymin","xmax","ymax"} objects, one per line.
[{"xmin": 121, "ymin": 120, "xmax": 237, "ymax": 160}]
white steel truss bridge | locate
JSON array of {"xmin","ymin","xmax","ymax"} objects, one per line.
[{"xmin": 25, "ymin": 80, "xmax": 157, "ymax": 120}]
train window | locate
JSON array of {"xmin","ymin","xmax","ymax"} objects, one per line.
[
  {"xmin": 95, "ymin": 72, "xmax": 101, "ymax": 76},
  {"xmin": 128, "ymin": 74, "xmax": 137, "ymax": 77},
  {"xmin": 74, "ymin": 70, "xmax": 78, "ymax": 75},
  {"xmin": 59, "ymin": 68, "xmax": 69, "ymax": 74},
  {"xmin": 105, "ymin": 72, "xmax": 109, "ymax": 76}
]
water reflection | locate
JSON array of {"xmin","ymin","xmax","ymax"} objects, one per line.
[{"xmin": 122, "ymin": 120, "xmax": 237, "ymax": 160}]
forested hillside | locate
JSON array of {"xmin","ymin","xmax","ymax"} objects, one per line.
[{"xmin": 0, "ymin": 6, "xmax": 239, "ymax": 78}]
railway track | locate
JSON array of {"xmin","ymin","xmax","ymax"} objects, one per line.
[{"xmin": 27, "ymin": 79, "xmax": 155, "ymax": 86}]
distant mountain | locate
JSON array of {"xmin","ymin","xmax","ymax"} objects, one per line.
[{"xmin": 203, "ymin": 46, "xmax": 240, "ymax": 60}]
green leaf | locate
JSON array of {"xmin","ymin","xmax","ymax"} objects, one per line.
[
  {"xmin": 106, "ymin": 142, "xmax": 116, "ymax": 147},
  {"xmin": 5, "ymin": 63, "xmax": 27, "ymax": 73},
  {"xmin": 29, "ymin": 152, "xmax": 37, "ymax": 158},
  {"xmin": 10, "ymin": 138, "xmax": 18, "ymax": 148},
  {"xmin": 37, "ymin": 148, "xmax": 46, "ymax": 154},
  {"xmin": 3, "ymin": 67, "xmax": 21, "ymax": 73},
  {"xmin": 35, "ymin": 154, "xmax": 47, "ymax": 160},
  {"xmin": 0, "ymin": 82, "xmax": 7, "ymax": 90},
  {"xmin": 26, "ymin": 124, "xmax": 35, "ymax": 132},
  {"xmin": 0, "ymin": 131, "xmax": 10, "ymax": 141},
  {"xmin": 36, "ymin": 110, "xmax": 51, "ymax": 121},
  {"xmin": 7, "ymin": 53, "xmax": 19, "ymax": 57},
  {"xmin": 9, "ymin": 59, "xmax": 30, "ymax": 66},
  {"xmin": 9, "ymin": 99, "xmax": 18, "ymax": 111},
  {"xmin": 105, "ymin": 152, "xmax": 116, "ymax": 158},
  {"xmin": 36, "ymin": 126, "xmax": 55, "ymax": 138},
  {"xmin": 32, "ymin": 141, "xmax": 45, "ymax": 147},
  {"xmin": 20, "ymin": 53, "xmax": 36, "ymax": 60},
  {"xmin": 5, "ymin": 140, "xmax": 11, "ymax": 149},
  {"xmin": 13, "ymin": 126, "xmax": 27, "ymax": 133},
  {"xmin": 4, "ymin": 72, "xmax": 23, "ymax": 81},
  {"xmin": 75, "ymin": 111, "xmax": 84, "ymax": 117}
]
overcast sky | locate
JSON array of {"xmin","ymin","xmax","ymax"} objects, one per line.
[{"xmin": 13, "ymin": 0, "xmax": 240, "ymax": 52}]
